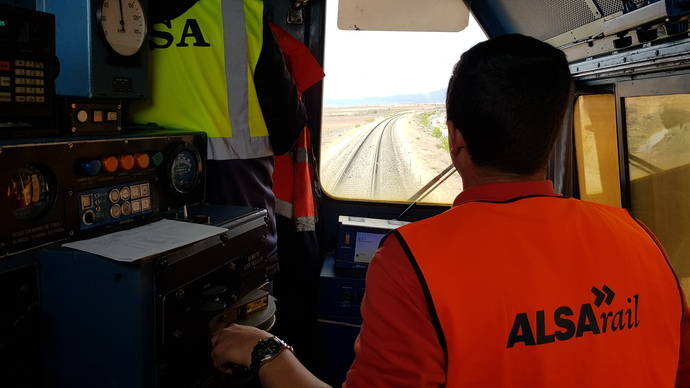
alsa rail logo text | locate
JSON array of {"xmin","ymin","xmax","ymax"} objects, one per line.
[{"xmin": 507, "ymin": 285, "xmax": 640, "ymax": 348}]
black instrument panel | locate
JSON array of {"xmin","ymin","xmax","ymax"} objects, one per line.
[
  {"xmin": 0, "ymin": 5, "xmax": 57, "ymax": 133},
  {"xmin": 0, "ymin": 129, "xmax": 206, "ymax": 257}
]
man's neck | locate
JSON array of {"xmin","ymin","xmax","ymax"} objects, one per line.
[{"xmin": 460, "ymin": 170, "xmax": 547, "ymax": 190}]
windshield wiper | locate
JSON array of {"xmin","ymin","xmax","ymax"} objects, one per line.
[{"xmin": 396, "ymin": 163, "xmax": 457, "ymax": 220}]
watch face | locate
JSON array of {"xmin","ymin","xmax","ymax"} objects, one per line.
[
  {"xmin": 251, "ymin": 336, "xmax": 292, "ymax": 372},
  {"xmin": 99, "ymin": 0, "xmax": 147, "ymax": 56}
]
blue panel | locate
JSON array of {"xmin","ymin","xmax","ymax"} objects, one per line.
[
  {"xmin": 78, "ymin": 180, "xmax": 153, "ymax": 230},
  {"xmin": 468, "ymin": 0, "xmax": 514, "ymax": 38},
  {"xmin": 41, "ymin": 1, "xmax": 92, "ymax": 97},
  {"xmin": 318, "ymin": 256, "xmax": 365, "ymax": 324},
  {"xmin": 39, "ymin": 247, "xmax": 154, "ymax": 388},
  {"xmin": 40, "ymin": 0, "xmax": 148, "ymax": 98}
]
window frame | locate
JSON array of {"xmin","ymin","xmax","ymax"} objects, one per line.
[
  {"xmin": 615, "ymin": 72, "xmax": 690, "ymax": 210},
  {"xmin": 568, "ymin": 84, "xmax": 618, "ymax": 203}
]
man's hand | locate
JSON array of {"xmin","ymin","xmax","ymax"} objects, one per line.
[{"xmin": 211, "ymin": 324, "xmax": 272, "ymax": 372}]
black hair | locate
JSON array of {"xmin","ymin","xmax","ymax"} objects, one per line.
[{"xmin": 446, "ymin": 34, "xmax": 572, "ymax": 175}]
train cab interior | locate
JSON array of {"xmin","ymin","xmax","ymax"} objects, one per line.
[{"xmin": 0, "ymin": 0, "xmax": 689, "ymax": 387}]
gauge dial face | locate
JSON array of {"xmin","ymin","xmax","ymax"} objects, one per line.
[
  {"xmin": 171, "ymin": 150, "xmax": 199, "ymax": 194},
  {"xmin": 6, "ymin": 166, "xmax": 55, "ymax": 220},
  {"xmin": 99, "ymin": 0, "xmax": 147, "ymax": 56}
]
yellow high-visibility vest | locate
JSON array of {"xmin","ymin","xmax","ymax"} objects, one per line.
[{"xmin": 131, "ymin": 0, "xmax": 270, "ymax": 160}]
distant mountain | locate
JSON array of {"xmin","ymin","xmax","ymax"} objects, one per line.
[{"xmin": 325, "ymin": 88, "xmax": 446, "ymax": 107}]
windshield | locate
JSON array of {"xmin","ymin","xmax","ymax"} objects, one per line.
[{"xmin": 319, "ymin": 0, "xmax": 487, "ymax": 204}]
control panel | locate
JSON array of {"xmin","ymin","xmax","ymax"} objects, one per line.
[
  {"xmin": 3, "ymin": 59, "xmax": 48, "ymax": 104},
  {"xmin": 39, "ymin": 206, "xmax": 271, "ymax": 388},
  {"xmin": 63, "ymin": 99, "xmax": 123, "ymax": 135},
  {"xmin": 0, "ymin": 129, "xmax": 206, "ymax": 257},
  {"xmin": 79, "ymin": 181, "xmax": 153, "ymax": 230},
  {"xmin": 0, "ymin": 5, "xmax": 57, "ymax": 135},
  {"xmin": 335, "ymin": 216, "xmax": 408, "ymax": 271}
]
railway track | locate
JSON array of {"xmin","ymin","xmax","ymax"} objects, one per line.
[{"xmin": 329, "ymin": 113, "xmax": 410, "ymax": 199}]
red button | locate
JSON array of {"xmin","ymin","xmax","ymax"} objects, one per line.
[
  {"xmin": 101, "ymin": 156, "xmax": 118, "ymax": 173},
  {"xmin": 118, "ymin": 154, "xmax": 135, "ymax": 171},
  {"xmin": 0, "ymin": 61, "xmax": 10, "ymax": 71},
  {"xmin": 134, "ymin": 153, "xmax": 150, "ymax": 169}
]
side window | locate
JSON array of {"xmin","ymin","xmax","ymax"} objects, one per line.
[
  {"xmin": 625, "ymin": 94, "xmax": 690, "ymax": 300},
  {"xmin": 320, "ymin": 1, "xmax": 486, "ymax": 204},
  {"xmin": 573, "ymin": 94, "xmax": 621, "ymax": 207}
]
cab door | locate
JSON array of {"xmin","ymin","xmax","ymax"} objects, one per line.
[{"xmin": 572, "ymin": 74, "xmax": 690, "ymax": 300}]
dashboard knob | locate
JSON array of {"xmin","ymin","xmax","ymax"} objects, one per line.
[
  {"xmin": 78, "ymin": 159, "xmax": 102, "ymax": 176},
  {"xmin": 101, "ymin": 156, "xmax": 118, "ymax": 173},
  {"xmin": 118, "ymin": 154, "xmax": 135, "ymax": 171}
]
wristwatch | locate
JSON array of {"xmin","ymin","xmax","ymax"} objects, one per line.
[{"xmin": 250, "ymin": 336, "xmax": 294, "ymax": 375}]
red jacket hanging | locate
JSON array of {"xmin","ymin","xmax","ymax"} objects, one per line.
[{"xmin": 270, "ymin": 23, "xmax": 325, "ymax": 231}]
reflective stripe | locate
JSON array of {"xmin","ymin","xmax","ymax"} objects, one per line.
[
  {"xmin": 294, "ymin": 216, "xmax": 316, "ymax": 232},
  {"xmin": 223, "ymin": 0, "xmax": 248, "ymax": 144},
  {"xmin": 208, "ymin": 136, "xmax": 272, "ymax": 160},
  {"xmin": 275, "ymin": 198, "xmax": 293, "ymax": 219},
  {"xmin": 294, "ymin": 147, "xmax": 308, "ymax": 163},
  {"xmin": 210, "ymin": 0, "xmax": 271, "ymax": 160},
  {"xmin": 276, "ymin": 197, "xmax": 316, "ymax": 231}
]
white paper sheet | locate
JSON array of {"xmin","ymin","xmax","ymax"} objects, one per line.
[{"xmin": 62, "ymin": 219, "xmax": 228, "ymax": 262}]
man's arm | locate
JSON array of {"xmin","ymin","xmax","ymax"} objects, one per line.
[
  {"xmin": 211, "ymin": 234, "xmax": 445, "ymax": 387},
  {"xmin": 211, "ymin": 324, "xmax": 329, "ymax": 388},
  {"xmin": 343, "ymin": 233, "xmax": 445, "ymax": 387}
]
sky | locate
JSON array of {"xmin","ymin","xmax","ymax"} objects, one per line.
[{"xmin": 322, "ymin": 0, "xmax": 487, "ymax": 100}]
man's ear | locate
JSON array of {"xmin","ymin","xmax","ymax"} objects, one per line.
[{"xmin": 447, "ymin": 120, "xmax": 467, "ymax": 158}]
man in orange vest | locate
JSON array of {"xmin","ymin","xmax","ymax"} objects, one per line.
[{"xmin": 211, "ymin": 34, "xmax": 690, "ymax": 387}]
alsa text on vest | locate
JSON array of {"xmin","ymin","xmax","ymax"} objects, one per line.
[
  {"xmin": 507, "ymin": 286, "xmax": 640, "ymax": 348},
  {"xmin": 150, "ymin": 20, "xmax": 211, "ymax": 49}
]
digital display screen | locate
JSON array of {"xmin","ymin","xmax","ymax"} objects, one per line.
[{"xmin": 354, "ymin": 232, "xmax": 385, "ymax": 263}]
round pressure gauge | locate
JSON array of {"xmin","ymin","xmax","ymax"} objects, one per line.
[
  {"xmin": 167, "ymin": 143, "xmax": 203, "ymax": 195},
  {"xmin": 98, "ymin": 0, "xmax": 148, "ymax": 57},
  {"xmin": 6, "ymin": 165, "xmax": 56, "ymax": 221}
]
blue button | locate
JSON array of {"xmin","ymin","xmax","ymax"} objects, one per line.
[{"xmin": 79, "ymin": 159, "xmax": 102, "ymax": 176}]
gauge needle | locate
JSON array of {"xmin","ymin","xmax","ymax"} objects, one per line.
[{"xmin": 118, "ymin": 0, "xmax": 126, "ymax": 32}]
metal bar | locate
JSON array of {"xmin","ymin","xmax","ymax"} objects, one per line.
[
  {"xmin": 603, "ymin": 0, "xmax": 667, "ymax": 35},
  {"xmin": 407, "ymin": 164, "xmax": 455, "ymax": 202},
  {"xmin": 584, "ymin": 0, "xmax": 604, "ymax": 19}
]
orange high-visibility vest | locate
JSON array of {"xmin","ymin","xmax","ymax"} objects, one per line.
[
  {"xmin": 273, "ymin": 127, "xmax": 318, "ymax": 231},
  {"xmin": 270, "ymin": 23, "xmax": 323, "ymax": 231},
  {"xmin": 396, "ymin": 195, "xmax": 684, "ymax": 387}
]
